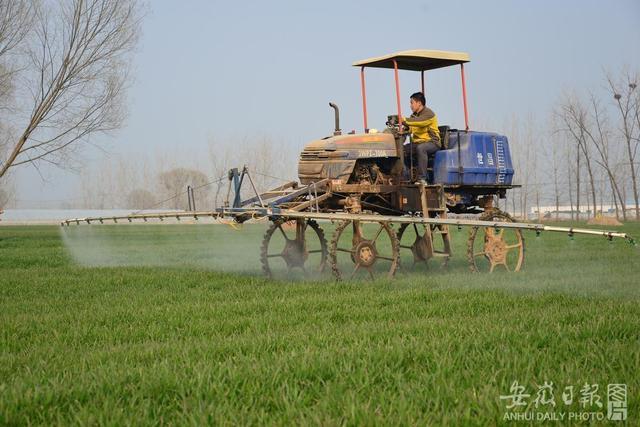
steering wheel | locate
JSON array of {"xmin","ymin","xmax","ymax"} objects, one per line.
[{"xmin": 386, "ymin": 114, "xmax": 409, "ymax": 134}]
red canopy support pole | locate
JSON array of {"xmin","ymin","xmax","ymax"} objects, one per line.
[
  {"xmin": 360, "ymin": 66, "xmax": 368, "ymax": 132},
  {"xmin": 421, "ymin": 70, "xmax": 425, "ymax": 95},
  {"xmin": 393, "ymin": 60, "xmax": 402, "ymax": 121},
  {"xmin": 460, "ymin": 63, "xmax": 469, "ymax": 131}
]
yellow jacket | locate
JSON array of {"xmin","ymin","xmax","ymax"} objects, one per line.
[{"xmin": 404, "ymin": 107, "xmax": 440, "ymax": 146}]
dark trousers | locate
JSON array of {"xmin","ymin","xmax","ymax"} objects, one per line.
[{"xmin": 403, "ymin": 141, "xmax": 440, "ymax": 179}]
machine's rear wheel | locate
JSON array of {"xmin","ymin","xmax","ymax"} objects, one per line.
[
  {"xmin": 329, "ymin": 220, "xmax": 399, "ymax": 280},
  {"xmin": 261, "ymin": 218, "xmax": 327, "ymax": 278},
  {"xmin": 467, "ymin": 209, "xmax": 524, "ymax": 273},
  {"xmin": 397, "ymin": 223, "xmax": 451, "ymax": 269}
]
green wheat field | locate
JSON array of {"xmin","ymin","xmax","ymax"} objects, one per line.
[{"xmin": 1, "ymin": 221, "xmax": 639, "ymax": 425}]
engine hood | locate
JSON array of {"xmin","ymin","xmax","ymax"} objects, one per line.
[
  {"xmin": 297, "ymin": 132, "xmax": 400, "ymax": 185},
  {"xmin": 302, "ymin": 132, "xmax": 397, "ymax": 154}
]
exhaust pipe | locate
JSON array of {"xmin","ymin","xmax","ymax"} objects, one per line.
[{"xmin": 329, "ymin": 102, "xmax": 341, "ymax": 136}]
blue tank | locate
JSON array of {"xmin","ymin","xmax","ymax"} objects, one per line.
[{"xmin": 432, "ymin": 131, "xmax": 514, "ymax": 186}]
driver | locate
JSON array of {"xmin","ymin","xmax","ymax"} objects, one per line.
[{"xmin": 400, "ymin": 92, "xmax": 441, "ymax": 182}]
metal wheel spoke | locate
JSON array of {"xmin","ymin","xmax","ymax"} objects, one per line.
[
  {"xmin": 353, "ymin": 221, "xmax": 362, "ymax": 238},
  {"xmin": 349, "ymin": 263, "xmax": 361, "ymax": 280},
  {"xmin": 277, "ymin": 225, "xmax": 290, "ymax": 240},
  {"xmin": 336, "ymin": 247, "xmax": 352, "ymax": 253},
  {"xmin": 473, "ymin": 251, "xmax": 486, "ymax": 257},
  {"xmin": 400, "ymin": 244, "xmax": 412, "ymax": 249},
  {"xmin": 505, "ymin": 243, "xmax": 522, "ymax": 249},
  {"xmin": 377, "ymin": 255, "xmax": 394, "ymax": 261},
  {"xmin": 267, "ymin": 253, "xmax": 283, "ymax": 258},
  {"xmin": 367, "ymin": 267, "xmax": 375, "ymax": 280},
  {"xmin": 372, "ymin": 225, "xmax": 384, "ymax": 243},
  {"xmin": 308, "ymin": 249, "xmax": 323, "ymax": 254}
]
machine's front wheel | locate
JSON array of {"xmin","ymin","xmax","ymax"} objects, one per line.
[
  {"xmin": 329, "ymin": 220, "xmax": 399, "ymax": 280},
  {"xmin": 261, "ymin": 218, "xmax": 328, "ymax": 278},
  {"xmin": 467, "ymin": 209, "xmax": 525, "ymax": 273}
]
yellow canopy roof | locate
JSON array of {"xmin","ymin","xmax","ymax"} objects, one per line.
[{"xmin": 353, "ymin": 49, "xmax": 470, "ymax": 71}]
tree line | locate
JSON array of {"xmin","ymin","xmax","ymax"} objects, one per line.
[
  {"xmin": 0, "ymin": 2, "xmax": 637, "ymax": 221},
  {"xmin": 73, "ymin": 135, "xmax": 298, "ymax": 211},
  {"xmin": 502, "ymin": 68, "xmax": 639, "ymax": 221}
]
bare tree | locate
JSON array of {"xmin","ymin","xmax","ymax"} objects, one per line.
[
  {"xmin": 566, "ymin": 143, "xmax": 575, "ymax": 220},
  {"xmin": 607, "ymin": 70, "xmax": 639, "ymax": 219},
  {"xmin": 0, "ymin": 0, "xmax": 34, "ymax": 106},
  {"xmin": 208, "ymin": 136, "xmax": 236, "ymax": 208},
  {"xmin": 510, "ymin": 114, "xmax": 544, "ymax": 221},
  {"xmin": 503, "ymin": 114, "xmax": 527, "ymax": 219},
  {"xmin": 576, "ymin": 144, "xmax": 583, "ymax": 219},
  {"xmin": 126, "ymin": 188, "xmax": 154, "ymax": 209},
  {"xmin": 0, "ymin": 1, "xmax": 35, "ymax": 180},
  {"xmin": 582, "ymin": 93, "xmax": 627, "ymax": 220},
  {"xmin": 558, "ymin": 93, "xmax": 598, "ymax": 219},
  {"xmin": 159, "ymin": 167, "xmax": 209, "ymax": 210},
  {"xmin": 208, "ymin": 133, "xmax": 298, "ymax": 208},
  {"xmin": 546, "ymin": 115, "xmax": 564, "ymax": 220},
  {"xmin": 511, "ymin": 114, "xmax": 542, "ymax": 220},
  {"xmin": 0, "ymin": 0, "xmax": 142, "ymax": 178}
]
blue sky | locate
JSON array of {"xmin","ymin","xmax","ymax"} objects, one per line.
[{"xmin": 13, "ymin": 0, "xmax": 640, "ymax": 204}]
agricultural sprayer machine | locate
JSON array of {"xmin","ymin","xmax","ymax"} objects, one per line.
[{"xmin": 62, "ymin": 50, "xmax": 635, "ymax": 279}]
